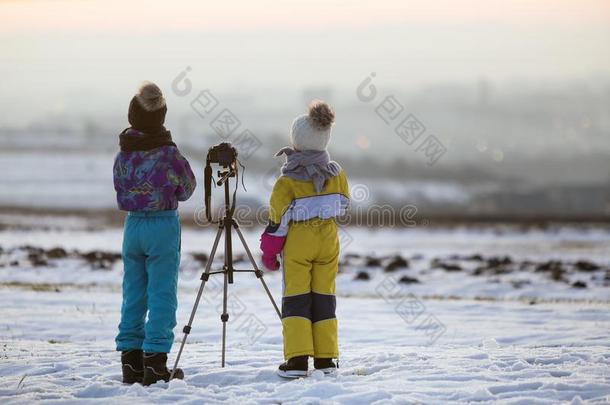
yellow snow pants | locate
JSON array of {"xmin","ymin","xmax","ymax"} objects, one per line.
[{"xmin": 281, "ymin": 218, "xmax": 339, "ymax": 360}]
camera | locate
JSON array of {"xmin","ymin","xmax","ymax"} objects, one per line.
[
  {"xmin": 204, "ymin": 142, "xmax": 239, "ymax": 223},
  {"xmin": 207, "ymin": 142, "xmax": 238, "ymax": 168}
]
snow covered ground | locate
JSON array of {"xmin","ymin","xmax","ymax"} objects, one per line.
[{"xmin": 0, "ymin": 221, "xmax": 609, "ymax": 403}]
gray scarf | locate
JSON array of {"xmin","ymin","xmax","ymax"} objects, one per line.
[{"xmin": 275, "ymin": 147, "xmax": 341, "ymax": 193}]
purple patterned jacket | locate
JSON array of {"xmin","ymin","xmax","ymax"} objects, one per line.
[{"xmin": 113, "ymin": 130, "xmax": 197, "ymax": 211}]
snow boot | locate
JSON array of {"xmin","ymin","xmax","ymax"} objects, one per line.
[
  {"xmin": 142, "ymin": 352, "xmax": 184, "ymax": 386},
  {"xmin": 121, "ymin": 349, "xmax": 143, "ymax": 384},
  {"xmin": 314, "ymin": 358, "xmax": 337, "ymax": 375},
  {"xmin": 277, "ymin": 355, "xmax": 308, "ymax": 378}
]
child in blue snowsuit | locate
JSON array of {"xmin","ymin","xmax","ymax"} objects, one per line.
[{"xmin": 113, "ymin": 82, "xmax": 196, "ymax": 385}]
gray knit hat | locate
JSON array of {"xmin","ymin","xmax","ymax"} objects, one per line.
[{"xmin": 290, "ymin": 100, "xmax": 335, "ymax": 151}]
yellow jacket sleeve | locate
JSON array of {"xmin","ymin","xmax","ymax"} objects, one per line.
[
  {"xmin": 268, "ymin": 176, "xmax": 294, "ymax": 225},
  {"xmin": 338, "ymin": 170, "xmax": 350, "ymax": 201}
]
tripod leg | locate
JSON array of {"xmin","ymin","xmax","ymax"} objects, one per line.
[
  {"xmin": 221, "ymin": 266, "xmax": 229, "ymax": 367},
  {"xmin": 170, "ymin": 225, "xmax": 224, "ymax": 379},
  {"xmin": 233, "ymin": 223, "xmax": 282, "ymax": 319},
  {"xmin": 220, "ymin": 221, "xmax": 231, "ymax": 367}
]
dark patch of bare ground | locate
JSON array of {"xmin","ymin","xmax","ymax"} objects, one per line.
[
  {"xmin": 0, "ymin": 281, "xmax": 103, "ymax": 293},
  {"xmin": 1, "ymin": 245, "xmax": 121, "ymax": 270},
  {"xmin": 0, "ymin": 245, "xmax": 249, "ymax": 273},
  {"xmin": 2, "ymin": 244, "xmax": 609, "ymax": 300},
  {"xmin": 344, "ymin": 252, "xmax": 610, "ymax": 291}
]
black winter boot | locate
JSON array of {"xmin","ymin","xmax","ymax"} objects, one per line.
[
  {"xmin": 314, "ymin": 358, "xmax": 337, "ymax": 375},
  {"xmin": 121, "ymin": 349, "xmax": 143, "ymax": 384},
  {"xmin": 142, "ymin": 352, "xmax": 184, "ymax": 386},
  {"xmin": 277, "ymin": 355, "xmax": 308, "ymax": 378}
]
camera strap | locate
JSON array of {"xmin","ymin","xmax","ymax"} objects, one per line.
[
  {"xmin": 204, "ymin": 159, "xmax": 213, "ymax": 222},
  {"xmin": 228, "ymin": 164, "xmax": 239, "ymax": 217}
]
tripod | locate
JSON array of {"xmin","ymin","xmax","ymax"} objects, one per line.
[{"xmin": 171, "ymin": 167, "xmax": 282, "ymax": 377}]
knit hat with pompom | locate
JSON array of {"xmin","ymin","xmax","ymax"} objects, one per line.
[
  {"xmin": 290, "ymin": 100, "xmax": 335, "ymax": 151},
  {"xmin": 128, "ymin": 81, "xmax": 167, "ymax": 132}
]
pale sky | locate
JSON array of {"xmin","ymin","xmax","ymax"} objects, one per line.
[
  {"xmin": 0, "ymin": 0, "xmax": 609, "ymax": 124},
  {"xmin": 2, "ymin": 0, "xmax": 610, "ymax": 33}
]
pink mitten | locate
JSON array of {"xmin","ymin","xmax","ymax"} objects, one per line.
[
  {"xmin": 262, "ymin": 253, "xmax": 280, "ymax": 271},
  {"xmin": 260, "ymin": 233, "xmax": 285, "ymax": 271}
]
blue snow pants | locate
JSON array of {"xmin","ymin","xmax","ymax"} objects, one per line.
[{"xmin": 115, "ymin": 210, "xmax": 181, "ymax": 353}]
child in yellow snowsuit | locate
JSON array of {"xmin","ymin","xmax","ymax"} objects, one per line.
[{"xmin": 260, "ymin": 101, "xmax": 350, "ymax": 378}]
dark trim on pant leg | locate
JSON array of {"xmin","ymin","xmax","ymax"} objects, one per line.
[
  {"xmin": 312, "ymin": 292, "xmax": 336, "ymax": 323},
  {"xmin": 282, "ymin": 293, "xmax": 312, "ymax": 320}
]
